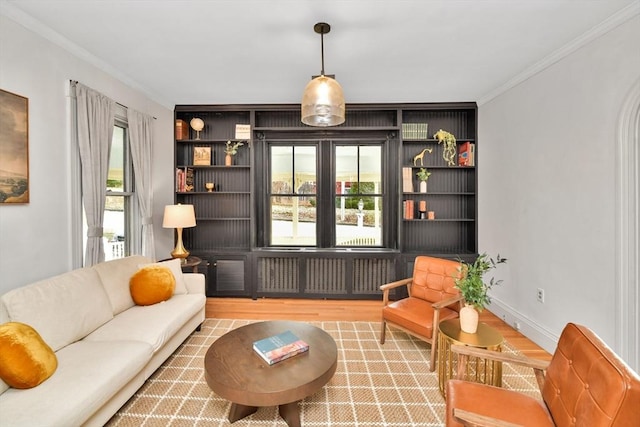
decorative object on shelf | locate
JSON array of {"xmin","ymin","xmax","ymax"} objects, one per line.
[
  {"xmin": 419, "ymin": 200, "xmax": 427, "ymax": 219},
  {"xmin": 235, "ymin": 124, "xmax": 251, "ymax": 139},
  {"xmin": 190, "ymin": 118, "xmax": 205, "ymax": 140},
  {"xmin": 428, "ymin": 211, "xmax": 435, "ymax": 220},
  {"xmin": 205, "ymin": 182, "xmax": 214, "ymax": 192},
  {"xmin": 416, "ymin": 168, "xmax": 431, "ymax": 193},
  {"xmin": 413, "ymin": 147, "xmax": 433, "ymax": 166},
  {"xmin": 433, "ymin": 129, "xmax": 457, "ymax": 167},
  {"xmin": 455, "ymin": 253, "xmax": 507, "ymax": 333},
  {"xmin": 162, "ymin": 204, "xmax": 197, "ymax": 261},
  {"xmin": 193, "ymin": 146, "xmax": 211, "ymax": 166},
  {"xmin": 224, "ymin": 140, "xmax": 244, "ymax": 166},
  {"xmin": 301, "ymin": 22, "xmax": 345, "ymax": 127}
]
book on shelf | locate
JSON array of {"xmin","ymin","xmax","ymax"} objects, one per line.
[
  {"xmin": 458, "ymin": 142, "xmax": 475, "ymax": 166},
  {"xmin": 401, "ymin": 123, "xmax": 428, "ymax": 140},
  {"xmin": 175, "ymin": 119, "xmax": 189, "ymax": 140},
  {"xmin": 193, "ymin": 146, "xmax": 211, "ymax": 166},
  {"xmin": 253, "ymin": 330, "xmax": 309, "ymax": 365},
  {"xmin": 403, "ymin": 199, "xmax": 415, "ymax": 220},
  {"xmin": 402, "ymin": 167, "xmax": 414, "ymax": 193},
  {"xmin": 175, "ymin": 167, "xmax": 194, "ymax": 192}
]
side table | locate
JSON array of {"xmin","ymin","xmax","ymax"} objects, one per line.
[
  {"xmin": 160, "ymin": 256, "xmax": 204, "ymax": 273},
  {"xmin": 437, "ymin": 318, "xmax": 503, "ymax": 397}
]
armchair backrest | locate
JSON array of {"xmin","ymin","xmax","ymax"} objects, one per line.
[
  {"xmin": 410, "ymin": 256, "xmax": 462, "ymax": 310},
  {"xmin": 542, "ymin": 323, "xmax": 640, "ymax": 427}
]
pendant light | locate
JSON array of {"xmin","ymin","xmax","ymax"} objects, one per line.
[{"xmin": 301, "ymin": 22, "xmax": 345, "ymax": 127}]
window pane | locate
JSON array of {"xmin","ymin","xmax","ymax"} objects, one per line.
[
  {"xmin": 271, "ymin": 196, "xmax": 316, "ymax": 246},
  {"xmin": 335, "ymin": 196, "xmax": 383, "ymax": 246},
  {"xmin": 335, "ymin": 145, "xmax": 383, "ymax": 247},
  {"xmin": 108, "ymin": 126, "xmax": 125, "ymax": 192},
  {"xmin": 104, "ymin": 195, "xmax": 126, "ymax": 260},
  {"xmin": 270, "ymin": 146, "xmax": 317, "ymax": 246},
  {"xmin": 271, "ymin": 146, "xmax": 292, "ymax": 194},
  {"xmin": 359, "ymin": 146, "xmax": 382, "ymax": 194}
]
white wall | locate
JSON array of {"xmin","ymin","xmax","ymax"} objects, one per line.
[
  {"xmin": 479, "ymin": 15, "xmax": 640, "ymax": 357},
  {"xmin": 0, "ymin": 15, "xmax": 175, "ymax": 295}
]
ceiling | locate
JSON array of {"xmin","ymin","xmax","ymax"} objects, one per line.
[{"xmin": 3, "ymin": 0, "xmax": 638, "ymax": 108}]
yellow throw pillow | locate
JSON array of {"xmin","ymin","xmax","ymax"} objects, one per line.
[
  {"xmin": 130, "ymin": 265, "xmax": 176, "ymax": 306},
  {"xmin": 0, "ymin": 322, "xmax": 58, "ymax": 389}
]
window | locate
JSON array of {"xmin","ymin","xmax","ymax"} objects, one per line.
[
  {"xmin": 82, "ymin": 116, "xmax": 138, "ymax": 262},
  {"xmin": 266, "ymin": 140, "xmax": 385, "ymax": 248}
]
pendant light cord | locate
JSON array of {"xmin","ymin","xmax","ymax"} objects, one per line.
[{"xmin": 320, "ymin": 32, "xmax": 325, "ymax": 76}]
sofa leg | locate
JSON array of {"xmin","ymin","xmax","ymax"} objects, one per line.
[{"xmin": 196, "ymin": 323, "xmax": 202, "ymax": 332}]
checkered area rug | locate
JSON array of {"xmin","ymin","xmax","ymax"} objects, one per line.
[{"xmin": 106, "ymin": 319, "xmax": 542, "ymax": 426}]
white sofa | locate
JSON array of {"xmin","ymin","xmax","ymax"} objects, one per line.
[{"xmin": 0, "ymin": 255, "xmax": 206, "ymax": 427}]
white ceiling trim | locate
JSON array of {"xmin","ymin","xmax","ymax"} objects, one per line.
[
  {"xmin": 478, "ymin": 2, "xmax": 640, "ymax": 106},
  {"xmin": 0, "ymin": 0, "xmax": 172, "ymax": 108}
]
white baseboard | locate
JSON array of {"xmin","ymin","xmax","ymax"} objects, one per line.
[{"xmin": 488, "ymin": 298, "xmax": 559, "ymax": 355}]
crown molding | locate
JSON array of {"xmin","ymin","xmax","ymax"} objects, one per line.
[
  {"xmin": 478, "ymin": 2, "xmax": 640, "ymax": 106},
  {"xmin": 0, "ymin": 0, "xmax": 172, "ymax": 109}
]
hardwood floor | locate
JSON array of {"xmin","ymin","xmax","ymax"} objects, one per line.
[{"xmin": 206, "ymin": 297, "xmax": 552, "ymax": 362}]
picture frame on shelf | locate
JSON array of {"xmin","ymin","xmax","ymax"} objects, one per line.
[{"xmin": 193, "ymin": 146, "xmax": 211, "ymax": 166}]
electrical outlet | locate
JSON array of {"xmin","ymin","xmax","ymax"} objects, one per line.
[{"xmin": 536, "ymin": 288, "xmax": 545, "ymax": 303}]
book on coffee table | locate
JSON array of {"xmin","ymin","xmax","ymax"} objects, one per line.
[{"xmin": 253, "ymin": 330, "xmax": 309, "ymax": 365}]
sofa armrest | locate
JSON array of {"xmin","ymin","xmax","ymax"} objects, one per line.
[
  {"xmin": 183, "ymin": 273, "xmax": 205, "ymax": 295},
  {"xmin": 453, "ymin": 409, "xmax": 522, "ymax": 427}
]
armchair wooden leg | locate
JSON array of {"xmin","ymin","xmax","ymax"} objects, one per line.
[
  {"xmin": 429, "ymin": 329, "xmax": 438, "ymax": 372},
  {"xmin": 380, "ymin": 320, "xmax": 387, "ymax": 344}
]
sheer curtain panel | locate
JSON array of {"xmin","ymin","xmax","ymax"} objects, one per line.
[
  {"xmin": 74, "ymin": 82, "xmax": 115, "ymax": 266},
  {"xmin": 128, "ymin": 109, "xmax": 156, "ymax": 260}
]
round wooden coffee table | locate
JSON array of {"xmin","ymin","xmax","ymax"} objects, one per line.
[{"xmin": 204, "ymin": 320, "xmax": 337, "ymax": 427}]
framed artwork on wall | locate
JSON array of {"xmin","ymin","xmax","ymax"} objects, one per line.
[{"xmin": 0, "ymin": 89, "xmax": 29, "ymax": 204}]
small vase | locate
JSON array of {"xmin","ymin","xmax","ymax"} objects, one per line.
[
  {"xmin": 460, "ymin": 304, "xmax": 479, "ymax": 334},
  {"xmin": 225, "ymin": 154, "xmax": 232, "ymax": 166},
  {"xmin": 419, "ymin": 180, "xmax": 427, "ymax": 193}
]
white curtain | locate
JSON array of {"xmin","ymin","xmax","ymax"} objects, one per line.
[
  {"xmin": 75, "ymin": 83, "xmax": 115, "ymax": 266},
  {"xmin": 128, "ymin": 109, "xmax": 156, "ymax": 260}
]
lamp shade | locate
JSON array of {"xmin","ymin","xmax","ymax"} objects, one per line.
[
  {"xmin": 301, "ymin": 75, "xmax": 345, "ymax": 127},
  {"xmin": 162, "ymin": 204, "xmax": 196, "ymax": 229}
]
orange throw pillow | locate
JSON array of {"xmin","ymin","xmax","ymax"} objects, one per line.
[
  {"xmin": 0, "ymin": 322, "xmax": 58, "ymax": 389},
  {"xmin": 130, "ymin": 266, "xmax": 176, "ymax": 306}
]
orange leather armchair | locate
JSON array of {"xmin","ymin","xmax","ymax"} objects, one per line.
[
  {"xmin": 380, "ymin": 255, "xmax": 463, "ymax": 371},
  {"xmin": 446, "ymin": 322, "xmax": 640, "ymax": 426}
]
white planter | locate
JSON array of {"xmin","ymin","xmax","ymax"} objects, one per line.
[
  {"xmin": 419, "ymin": 180, "xmax": 427, "ymax": 193},
  {"xmin": 460, "ymin": 304, "xmax": 479, "ymax": 334}
]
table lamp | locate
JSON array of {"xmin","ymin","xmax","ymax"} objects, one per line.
[{"xmin": 162, "ymin": 204, "xmax": 196, "ymax": 261}]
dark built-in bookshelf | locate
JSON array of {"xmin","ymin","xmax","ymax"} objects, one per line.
[{"xmin": 174, "ymin": 103, "xmax": 477, "ymax": 299}]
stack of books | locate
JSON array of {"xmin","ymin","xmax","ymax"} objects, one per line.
[
  {"xmin": 253, "ymin": 330, "xmax": 309, "ymax": 365},
  {"xmin": 175, "ymin": 119, "xmax": 189, "ymax": 140},
  {"xmin": 403, "ymin": 200, "xmax": 415, "ymax": 220},
  {"xmin": 175, "ymin": 167, "xmax": 194, "ymax": 192},
  {"xmin": 402, "ymin": 167, "xmax": 414, "ymax": 193},
  {"xmin": 402, "ymin": 123, "xmax": 429, "ymax": 140}
]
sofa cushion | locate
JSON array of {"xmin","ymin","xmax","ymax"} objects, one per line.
[
  {"xmin": 139, "ymin": 258, "xmax": 188, "ymax": 295},
  {"xmin": 0, "ymin": 322, "xmax": 58, "ymax": 389},
  {"xmin": 1, "ymin": 267, "xmax": 113, "ymax": 352},
  {"xmin": 92, "ymin": 255, "xmax": 153, "ymax": 315},
  {"xmin": 84, "ymin": 293, "xmax": 205, "ymax": 352},
  {"xmin": 130, "ymin": 266, "xmax": 175, "ymax": 306},
  {"xmin": 0, "ymin": 339, "xmax": 152, "ymax": 427}
]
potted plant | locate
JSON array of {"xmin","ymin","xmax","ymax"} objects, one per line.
[
  {"xmin": 224, "ymin": 140, "xmax": 245, "ymax": 166},
  {"xmin": 416, "ymin": 167, "xmax": 431, "ymax": 193},
  {"xmin": 433, "ymin": 129, "xmax": 457, "ymax": 167},
  {"xmin": 455, "ymin": 253, "xmax": 507, "ymax": 333}
]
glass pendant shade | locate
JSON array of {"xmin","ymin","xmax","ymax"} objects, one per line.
[{"xmin": 301, "ymin": 75, "xmax": 345, "ymax": 127}]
